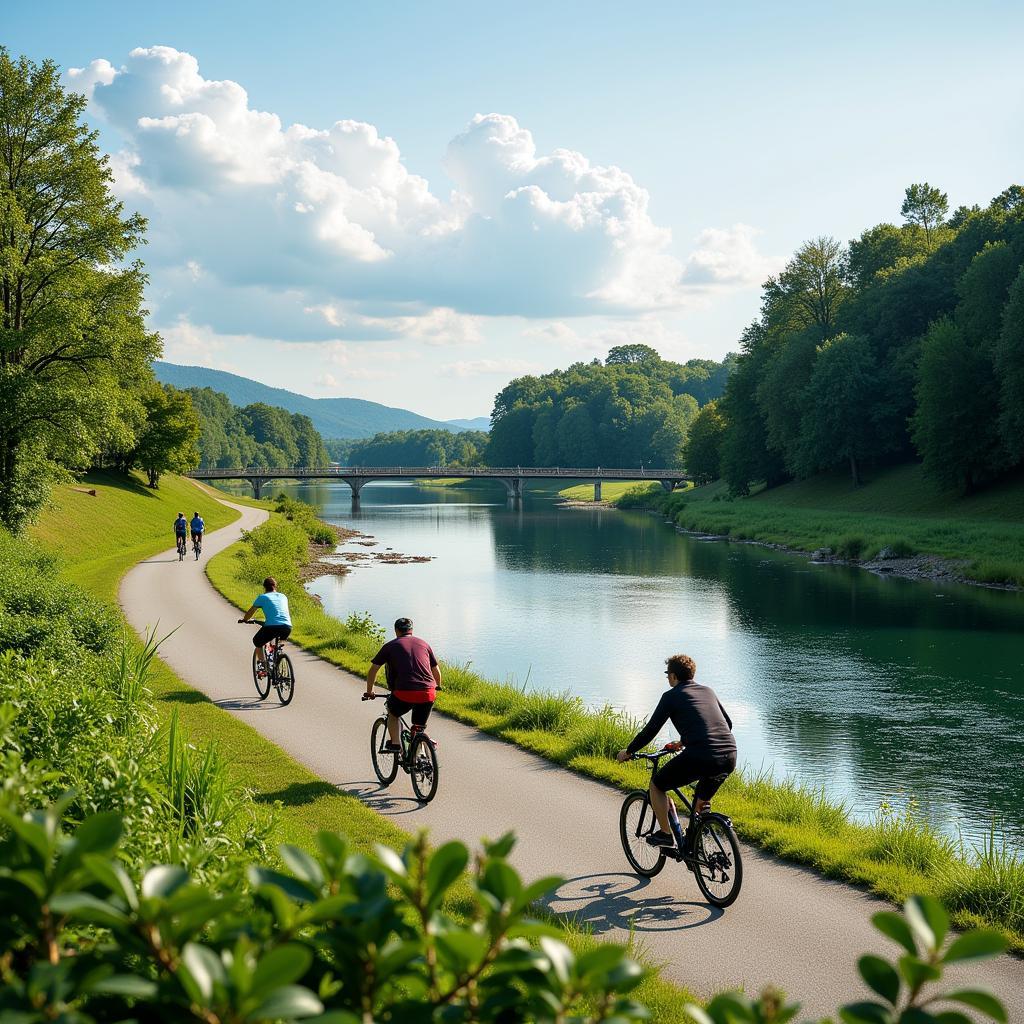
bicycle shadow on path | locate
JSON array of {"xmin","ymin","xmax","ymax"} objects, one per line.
[
  {"xmin": 214, "ymin": 695, "xmax": 289, "ymax": 712},
  {"xmin": 541, "ymin": 873, "xmax": 722, "ymax": 935},
  {"xmin": 344, "ymin": 780, "xmax": 430, "ymax": 816}
]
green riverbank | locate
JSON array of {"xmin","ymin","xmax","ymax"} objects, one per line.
[
  {"xmin": 206, "ymin": 492, "xmax": 1024, "ymax": 950},
  {"xmin": 23, "ymin": 471, "xmax": 695, "ymax": 1019},
  {"xmin": 614, "ymin": 464, "xmax": 1024, "ymax": 587}
]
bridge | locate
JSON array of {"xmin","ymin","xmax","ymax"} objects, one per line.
[{"xmin": 187, "ymin": 465, "xmax": 689, "ymax": 503}]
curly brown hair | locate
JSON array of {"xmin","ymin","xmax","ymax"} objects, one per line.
[{"xmin": 666, "ymin": 653, "xmax": 696, "ymax": 681}]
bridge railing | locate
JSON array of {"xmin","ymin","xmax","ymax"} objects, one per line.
[{"xmin": 188, "ymin": 465, "xmax": 688, "ymax": 479}]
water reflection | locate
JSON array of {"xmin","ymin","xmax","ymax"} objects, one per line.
[{"xmin": 238, "ymin": 480, "xmax": 1024, "ymax": 849}]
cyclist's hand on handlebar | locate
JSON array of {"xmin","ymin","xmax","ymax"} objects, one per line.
[
  {"xmin": 362, "ymin": 691, "xmax": 377, "ymax": 701},
  {"xmin": 237, "ymin": 619, "xmax": 245, "ymax": 624},
  {"xmin": 615, "ymin": 748, "xmax": 631, "ymax": 762}
]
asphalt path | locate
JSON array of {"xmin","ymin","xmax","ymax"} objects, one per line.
[{"xmin": 120, "ymin": 499, "xmax": 1024, "ymax": 1018}]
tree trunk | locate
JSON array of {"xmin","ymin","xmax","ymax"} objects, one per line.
[
  {"xmin": 147, "ymin": 467, "xmax": 160, "ymax": 488},
  {"xmin": 849, "ymin": 453, "xmax": 861, "ymax": 487}
]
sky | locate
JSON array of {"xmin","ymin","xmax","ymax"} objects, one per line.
[{"xmin": 6, "ymin": 1, "xmax": 1024, "ymax": 420}]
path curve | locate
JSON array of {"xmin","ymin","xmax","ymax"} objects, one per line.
[{"xmin": 120, "ymin": 499, "xmax": 1024, "ymax": 1017}]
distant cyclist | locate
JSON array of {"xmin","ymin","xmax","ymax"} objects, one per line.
[
  {"xmin": 173, "ymin": 513, "xmax": 188, "ymax": 555},
  {"xmin": 238, "ymin": 577, "xmax": 292, "ymax": 676},
  {"xmin": 364, "ymin": 617, "xmax": 441, "ymax": 751},
  {"xmin": 190, "ymin": 511, "xmax": 205, "ymax": 548},
  {"xmin": 616, "ymin": 653, "xmax": 736, "ymax": 848}
]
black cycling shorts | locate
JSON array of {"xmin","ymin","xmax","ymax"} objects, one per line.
[
  {"xmin": 653, "ymin": 749, "xmax": 736, "ymax": 801},
  {"xmin": 253, "ymin": 624, "xmax": 291, "ymax": 649},
  {"xmin": 386, "ymin": 694, "xmax": 434, "ymax": 728}
]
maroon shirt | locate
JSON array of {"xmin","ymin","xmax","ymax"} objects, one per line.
[{"xmin": 372, "ymin": 635, "xmax": 438, "ymax": 703}]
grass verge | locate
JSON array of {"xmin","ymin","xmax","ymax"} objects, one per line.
[
  {"xmin": 29, "ymin": 473, "xmax": 695, "ymax": 1017},
  {"xmin": 615, "ymin": 465, "xmax": 1024, "ymax": 586},
  {"xmin": 207, "ymin": 500, "xmax": 1024, "ymax": 952}
]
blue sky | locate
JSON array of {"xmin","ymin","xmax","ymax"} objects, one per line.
[{"xmin": 6, "ymin": 1, "xmax": 1023, "ymax": 418}]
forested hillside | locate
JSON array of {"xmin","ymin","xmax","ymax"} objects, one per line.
[
  {"xmin": 188, "ymin": 387, "xmax": 329, "ymax": 469},
  {"xmin": 335, "ymin": 429, "xmax": 489, "ymax": 467},
  {"xmin": 701, "ymin": 183, "xmax": 1024, "ymax": 494},
  {"xmin": 486, "ymin": 345, "xmax": 734, "ymax": 467}
]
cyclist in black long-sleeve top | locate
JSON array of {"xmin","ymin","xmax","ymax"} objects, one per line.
[{"xmin": 616, "ymin": 653, "xmax": 737, "ymax": 848}]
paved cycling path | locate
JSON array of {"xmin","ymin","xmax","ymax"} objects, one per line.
[{"xmin": 120, "ymin": 499, "xmax": 1024, "ymax": 1017}]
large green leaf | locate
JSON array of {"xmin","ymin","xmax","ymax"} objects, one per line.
[
  {"xmin": 857, "ymin": 955, "xmax": 900, "ymax": 1005},
  {"xmin": 425, "ymin": 841, "xmax": 468, "ymax": 909},
  {"xmin": 838, "ymin": 1001, "xmax": 891, "ymax": 1024},
  {"xmin": 279, "ymin": 845, "xmax": 325, "ymax": 889},
  {"xmin": 897, "ymin": 954, "xmax": 941, "ymax": 989},
  {"xmin": 942, "ymin": 989, "xmax": 1007, "ymax": 1022},
  {"xmin": 50, "ymin": 891, "xmax": 129, "ymax": 928},
  {"xmin": 181, "ymin": 942, "xmax": 227, "ymax": 1003},
  {"xmin": 83, "ymin": 854, "xmax": 138, "ymax": 910},
  {"xmin": 251, "ymin": 944, "xmax": 313, "ymax": 999},
  {"xmin": 72, "ymin": 812, "xmax": 123, "ymax": 855},
  {"xmin": 871, "ymin": 911, "xmax": 917, "ymax": 954},
  {"xmin": 249, "ymin": 984, "xmax": 324, "ymax": 1021},
  {"xmin": 142, "ymin": 865, "xmax": 189, "ymax": 901},
  {"xmin": 539, "ymin": 937, "xmax": 574, "ymax": 985},
  {"xmin": 942, "ymin": 930, "xmax": 1007, "ymax": 964}
]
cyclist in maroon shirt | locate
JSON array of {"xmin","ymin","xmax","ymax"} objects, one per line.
[{"xmin": 365, "ymin": 617, "xmax": 442, "ymax": 750}]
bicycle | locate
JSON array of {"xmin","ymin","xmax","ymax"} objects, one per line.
[
  {"xmin": 176, "ymin": 534, "xmax": 187, "ymax": 561},
  {"xmin": 362, "ymin": 692, "xmax": 439, "ymax": 802},
  {"xmin": 240, "ymin": 622, "xmax": 295, "ymax": 706},
  {"xmin": 192, "ymin": 534, "xmax": 202, "ymax": 560},
  {"xmin": 619, "ymin": 746, "xmax": 743, "ymax": 908}
]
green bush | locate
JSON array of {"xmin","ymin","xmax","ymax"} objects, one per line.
[{"xmin": 836, "ymin": 534, "xmax": 868, "ymax": 559}]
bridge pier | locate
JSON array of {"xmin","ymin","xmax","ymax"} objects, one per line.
[
  {"xmin": 498, "ymin": 477, "xmax": 523, "ymax": 502},
  {"xmin": 248, "ymin": 478, "xmax": 264, "ymax": 500},
  {"xmin": 594, "ymin": 480, "xmax": 602, "ymax": 502},
  {"xmin": 342, "ymin": 477, "xmax": 367, "ymax": 506},
  {"xmin": 660, "ymin": 479, "xmax": 683, "ymax": 493}
]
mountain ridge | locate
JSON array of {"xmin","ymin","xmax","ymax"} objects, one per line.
[{"xmin": 153, "ymin": 362, "xmax": 487, "ymax": 439}]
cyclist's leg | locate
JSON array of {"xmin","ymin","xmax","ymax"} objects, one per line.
[
  {"xmin": 385, "ymin": 695, "xmax": 411, "ymax": 747},
  {"xmin": 693, "ymin": 758, "xmax": 735, "ymax": 814},
  {"xmin": 252, "ymin": 626, "xmax": 271, "ymax": 671},
  {"xmin": 409, "ymin": 701, "xmax": 433, "ymax": 729},
  {"xmin": 652, "ymin": 751, "xmax": 702, "ymax": 834}
]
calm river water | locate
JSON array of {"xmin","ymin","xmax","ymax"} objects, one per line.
[{"xmin": 262, "ymin": 479, "xmax": 1024, "ymax": 850}]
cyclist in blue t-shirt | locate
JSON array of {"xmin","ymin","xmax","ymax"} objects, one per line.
[
  {"xmin": 173, "ymin": 513, "xmax": 188, "ymax": 555},
  {"xmin": 238, "ymin": 576, "xmax": 292, "ymax": 676},
  {"xmin": 190, "ymin": 512, "xmax": 205, "ymax": 547}
]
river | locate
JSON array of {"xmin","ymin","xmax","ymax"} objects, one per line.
[{"xmin": 256, "ymin": 479, "xmax": 1024, "ymax": 851}]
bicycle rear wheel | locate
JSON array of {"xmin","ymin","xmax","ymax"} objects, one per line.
[
  {"xmin": 252, "ymin": 647, "xmax": 271, "ymax": 699},
  {"xmin": 619, "ymin": 791, "xmax": 666, "ymax": 877},
  {"xmin": 371, "ymin": 717, "xmax": 399, "ymax": 785},
  {"xmin": 691, "ymin": 813, "xmax": 742, "ymax": 908},
  {"xmin": 275, "ymin": 653, "xmax": 294, "ymax": 706},
  {"xmin": 409, "ymin": 733, "xmax": 439, "ymax": 802}
]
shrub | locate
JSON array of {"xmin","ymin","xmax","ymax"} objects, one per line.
[
  {"xmin": 836, "ymin": 533, "xmax": 868, "ymax": 559},
  {"xmin": 344, "ymin": 610, "xmax": 387, "ymax": 645},
  {"xmin": 503, "ymin": 690, "xmax": 584, "ymax": 733}
]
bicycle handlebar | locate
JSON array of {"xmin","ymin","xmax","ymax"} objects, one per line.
[{"xmin": 630, "ymin": 743, "xmax": 684, "ymax": 761}]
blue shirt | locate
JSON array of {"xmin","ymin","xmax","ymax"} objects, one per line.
[
  {"xmin": 253, "ymin": 591, "xmax": 291, "ymax": 627},
  {"xmin": 174, "ymin": 517, "xmax": 188, "ymax": 534},
  {"xmin": 190, "ymin": 516, "xmax": 205, "ymax": 533}
]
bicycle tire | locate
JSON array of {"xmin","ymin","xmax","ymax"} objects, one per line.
[
  {"xmin": 178, "ymin": 540, "xmax": 186, "ymax": 561},
  {"xmin": 275, "ymin": 653, "xmax": 294, "ymax": 706},
  {"xmin": 409, "ymin": 733, "xmax": 439, "ymax": 803},
  {"xmin": 371, "ymin": 718, "xmax": 399, "ymax": 785},
  {"xmin": 691, "ymin": 813, "xmax": 743, "ymax": 908},
  {"xmin": 252, "ymin": 647, "xmax": 271, "ymax": 699},
  {"xmin": 619, "ymin": 791, "xmax": 666, "ymax": 877}
]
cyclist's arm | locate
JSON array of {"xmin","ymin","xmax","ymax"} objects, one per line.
[
  {"xmin": 431, "ymin": 664, "xmax": 441, "ymax": 688},
  {"xmin": 718, "ymin": 700, "xmax": 733, "ymax": 731},
  {"xmin": 625, "ymin": 693, "xmax": 671, "ymax": 756},
  {"xmin": 365, "ymin": 662, "xmax": 381, "ymax": 697},
  {"xmin": 239, "ymin": 604, "xmax": 260, "ymax": 622}
]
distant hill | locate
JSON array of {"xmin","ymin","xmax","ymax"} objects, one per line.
[{"xmin": 153, "ymin": 362, "xmax": 482, "ymax": 439}]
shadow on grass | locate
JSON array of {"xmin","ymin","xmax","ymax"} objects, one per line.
[
  {"xmin": 254, "ymin": 780, "xmax": 345, "ymax": 807},
  {"xmin": 541, "ymin": 872, "xmax": 722, "ymax": 935},
  {"xmin": 84, "ymin": 469, "xmax": 159, "ymax": 499},
  {"xmin": 159, "ymin": 689, "xmax": 211, "ymax": 705}
]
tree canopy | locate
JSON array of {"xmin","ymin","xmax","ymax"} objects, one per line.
[
  {"xmin": 338, "ymin": 428, "xmax": 488, "ymax": 467},
  {"xmin": 487, "ymin": 349, "xmax": 732, "ymax": 468}
]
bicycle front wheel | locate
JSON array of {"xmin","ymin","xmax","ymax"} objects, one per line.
[
  {"xmin": 692, "ymin": 813, "xmax": 743, "ymax": 908},
  {"xmin": 409, "ymin": 733, "xmax": 439, "ymax": 802},
  {"xmin": 275, "ymin": 653, "xmax": 294, "ymax": 706},
  {"xmin": 252, "ymin": 647, "xmax": 271, "ymax": 699},
  {"xmin": 619, "ymin": 791, "xmax": 666, "ymax": 877},
  {"xmin": 371, "ymin": 717, "xmax": 399, "ymax": 785}
]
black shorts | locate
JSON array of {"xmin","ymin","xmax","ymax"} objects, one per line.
[
  {"xmin": 191, "ymin": 532, "xmax": 202, "ymax": 542},
  {"xmin": 253, "ymin": 624, "xmax": 291, "ymax": 649},
  {"xmin": 386, "ymin": 694, "xmax": 434, "ymax": 728},
  {"xmin": 653, "ymin": 749, "xmax": 736, "ymax": 801}
]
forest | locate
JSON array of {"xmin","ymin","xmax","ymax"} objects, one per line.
[
  {"xmin": 330, "ymin": 429, "xmax": 489, "ymax": 467},
  {"xmin": 688, "ymin": 183, "xmax": 1024, "ymax": 494},
  {"xmin": 188, "ymin": 388, "xmax": 330, "ymax": 470},
  {"xmin": 486, "ymin": 346, "xmax": 734, "ymax": 467}
]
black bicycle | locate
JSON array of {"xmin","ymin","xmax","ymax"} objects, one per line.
[
  {"xmin": 241, "ymin": 622, "xmax": 294, "ymax": 706},
  {"xmin": 192, "ymin": 534, "xmax": 202, "ymax": 560},
  {"xmin": 362, "ymin": 693, "xmax": 439, "ymax": 802},
  {"xmin": 176, "ymin": 535, "xmax": 187, "ymax": 561},
  {"xmin": 619, "ymin": 747, "xmax": 743, "ymax": 908}
]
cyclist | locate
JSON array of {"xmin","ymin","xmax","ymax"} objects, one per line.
[
  {"xmin": 238, "ymin": 576, "xmax": 292, "ymax": 677},
  {"xmin": 173, "ymin": 513, "xmax": 188, "ymax": 555},
  {"xmin": 364, "ymin": 617, "xmax": 441, "ymax": 751},
  {"xmin": 190, "ymin": 511, "xmax": 205, "ymax": 549},
  {"xmin": 616, "ymin": 653, "xmax": 736, "ymax": 849}
]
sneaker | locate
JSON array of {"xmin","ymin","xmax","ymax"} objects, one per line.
[
  {"xmin": 383, "ymin": 742, "xmax": 401, "ymax": 753},
  {"xmin": 645, "ymin": 830, "xmax": 675, "ymax": 848}
]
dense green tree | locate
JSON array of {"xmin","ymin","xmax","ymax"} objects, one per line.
[
  {"xmin": 954, "ymin": 241, "xmax": 1021, "ymax": 348},
  {"xmin": 847, "ymin": 222, "xmax": 931, "ymax": 289},
  {"xmin": 798, "ymin": 334, "xmax": 882, "ymax": 486},
  {"xmin": 995, "ymin": 266, "xmax": 1024, "ymax": 462},
  {"xmin": 0, "ymin": 50, "xmax": 158, "ymax": 530},
  {"xmin": 130, "ymin": 383, "xmax": 201, "ymax": 488},
  {"xmin": 767, "ymin": 236, "xmax": 848, "ymax": 339},
  {"xmin": 912, "ymin": 319, "xmax": 1006, "ymax": 493},
  {"xmin": 755, "ymin": 330, "xmax": 820, "ymax": 475},
  {"xmin": 901, "ymin": 182, "xmax": 949, "ymax": 248},
  {"xmin": 991, "ymin": 184, "xmax": 1024, "ymax": 213},
  {"xmin": 684, "ymin": 399, "xmax": 727, "ymax": 484},
  {"xmin": 605, "ymin": 343, "xmax": 661, "ymax": 365},
  {"xmin": 347, "ymin": 428, "xmax": 488, "ymax": 467}
]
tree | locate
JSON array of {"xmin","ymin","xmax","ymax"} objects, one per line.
[
  {"xmin": 901, "ymin": 182, "xmax": 949, "ymax": 249},
  {"xmin": 995, "ymin": 266, "xmax": 1024, "ymax": 462},
  {"xmin": 954, "ymin": 241, "xmax": 1021, "ymax": 348},
  {"xmin": 991, "ymin": 184, "xmax": 1024, "ymax": 214},
  {"xmin": 766, "ymin": 236, "xmax": 848, "ymax": 339},
  {"xmin": 605, "ymin": 343, "xmax": 660, "ymax": 365},
  {"xmin": 684, "ymin": 399, "xmax": 727, "ymax": 484},
  {"xmin": 0, "ymin": 50, "xmax": 158, "ymax": 530},
  {"xmin": 131, "ymin": 383, "xmax": 201, "ymax": 488},
  {"xmin": 912, "ymin": 319, "xmax": 1006, "ymax": 493},
  {"xmin": 796, "ymin": 334, "xmax": 882, "ymax": 486}
]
